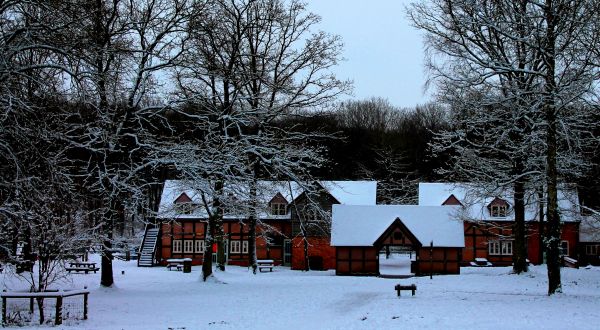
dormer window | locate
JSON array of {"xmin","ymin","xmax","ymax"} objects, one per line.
[
  {"xmin": 174, "ymin": 192, "xmax": 195, "ymax": 215},
  {"xmin": 490, "ymin": 205, "xmax": 507, "ymax": 217},
  {"xmin": 271, "ymin": 203, "xmax": 287, "ymax": 215},
  {"xmin": 176, "ymin": 203, "xmax": 194, "ymax": 215},
  {"xmin": 488, "ymin": 197, "xmax": 509, "ymax": 217},
  {"xmin": 269, "ymin": 192, "xmax": 288, "ymax": 215}
]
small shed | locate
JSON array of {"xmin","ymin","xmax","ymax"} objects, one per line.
[{"xmin": 331, "ymin": 205, "xmax": 465, "ymax": 276}]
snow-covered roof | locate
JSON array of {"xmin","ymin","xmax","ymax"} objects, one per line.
[
  {"xmin": 318, "ymin": 181, "xmax": 377, "ymax": 205},
  {"xmin": 331, "ymin": 205, "xmax": 465, "ymax": 248},
  {"xmin": 418, "ymin": 183, "xmax": 582, "ymax": 222},
  {"xmin": 157, "ymin": 180, "xmax": 377, "ymax": 220},
  {"xmin": 579, "ymin": 216, "xmax": 600, "ymax": 243}
]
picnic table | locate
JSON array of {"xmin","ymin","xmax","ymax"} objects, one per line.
[
  {"xmin": 66, "ymin": 261, "xmax": 99, "ymax": 274},
  {"xmin": 257, "ymin": 259, "xmax": 274, "ymax": 272},
  {"xmin": 166, "ymin": 258, "xmax": 192, "ymax": 272}
]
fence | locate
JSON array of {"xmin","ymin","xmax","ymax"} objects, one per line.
[{"xmin": 1, "ymin": 289, "xmax": 89, "ymax": 326}]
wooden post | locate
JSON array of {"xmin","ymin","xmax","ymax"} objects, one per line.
[
  {"xmin": 30, "ymin": 297, "xmax": 34, "ymax": 313},
  {"xmin": 2, "ymin": 296, "xmax": 6, "ymax": 326},
  {"xmin": 55, "ymin": 296, "xmax": 62, "ymax": 325},
  {"xmin": 83, "ymin": 292, "xmax": 88, "ymax": 320},
  {"xmin": 430, "ymin": 241, "xmax": 433, "ymax": 280}
]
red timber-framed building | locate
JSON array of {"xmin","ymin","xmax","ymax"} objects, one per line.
[
  {"xmin": 145, "ymin": 180, "xmax": 377, "ymax": 269},
  {"xmin": 418, "ymin": 183, "xmax": 584, "ymax": 266},
  {"xmin": 331, "ymin": 205, "xmax": 465, "ymax": 276}
]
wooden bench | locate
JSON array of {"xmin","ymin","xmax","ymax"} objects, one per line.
[
  {"xmin": 165, "ymin": 258, "xmax": 191, "ymax": 272},
  {"xmin": 66, "ymin": 266, "xmax": 99, "ymax": 274},
  {"xmin": 257, "ymin": 259, "xmax": 274, "ymax": 272},
  {"xmin": 167, "ymin": 263, "xmax": 183, "ymax": 271},
  {"xmin": 395, "ymin": 284, "xmax": 417, "ymax": 297},
  {"xmin": 563, "ymin": 256, "xmax": 579, "ymax": 269}
]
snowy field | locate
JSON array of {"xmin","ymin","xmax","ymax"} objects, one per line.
[{"xmin": 2, "ymin": 256, "xmax": 600, "ymax": 330}]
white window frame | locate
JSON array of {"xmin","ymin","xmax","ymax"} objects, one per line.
[
  {"xmin": 230, "ymin": 240, "xmax": 241, "ymax": 254},
  {"xmin": 586, "ymin": 245, "xmax": 598, "ymax": 255},
  {"xmin": 183, "ymin": 240, "xmax": 194, "ymax": 253},
  {"xmin": 559, "ymin": 240, "xmax": 569, "ymax": 256},
  {"xmin": 490, "ymin": 205, "xmax": 507, "ymax": 217},
  {"xmin": 488, "ymin": 241, "xmax": 501, "ymax": 255},
  {"xmin": 489, "ymin": 240, "xmax": 512, "ymax": 255},
  {"xmin": 501, "ymin": 241, "xmax": 513, "ymax": 255},
  {"xmin": 172, "ymin": 239, "xmax": 182, "ymax": 253},
  {"xmin": 242, "ymin": 240, "xmax": 249, "ymax": 254},
  {"xmin": 195, "ymin": 240, "xmax": 205, "ymax": 253},
  {"xmin": 271, "ymin": 203, "xmax": 287, "ymax": 215}
]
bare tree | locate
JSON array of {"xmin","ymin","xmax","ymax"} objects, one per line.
[
  {"xmin": 65, "ymin": 0, "xmax": 192, "ymax": 287},
  {"xmin": 409, "ymin": 0, "xmax": 600, "ymax": 292},
  {"xmin": 175, "ymin": 0, "xmax": 348, "ymax": 279}
]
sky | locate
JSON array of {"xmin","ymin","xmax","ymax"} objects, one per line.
[{"xmin": 306, "ymin": 0, "xmax": 430, "ymax": 108}]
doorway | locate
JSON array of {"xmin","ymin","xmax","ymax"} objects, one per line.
[{"xmin": 379, "ymin": 245, "xmax": 415, "ymax": 277}]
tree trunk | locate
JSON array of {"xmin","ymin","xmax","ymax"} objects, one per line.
[
  {"xmin": 202, "ymin": 218, "xmax": 214, "ymax": 281},
  {"xmin": 513, "ymin": 177, "xmax": 528, "ymax": 273},
  {"xmin": 248, "ymin": 177, "xmax": 258, "ymax": 274},
  {"xmin": 100, "ymin": 206, "xmax": 114, "ymax": 287},
  {"xmin": 544, "ymin": 0, "xmax": 561, "ymax": 295}
]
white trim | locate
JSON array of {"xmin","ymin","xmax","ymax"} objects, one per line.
[
  {"xmin": 488, "ymin": 240, "xmax": 501, "ymax": 255},
  {"xmin": 489, "ymin": 240, "xmax": 512, "ymax": 256},
  {"xmin": 242, "ymin": 240, "xmax": 249, "ymax": 254},
  {"xmin": 172, "ymin": 240, "xmax": 182, "ymax": 253},
  {"xmin": 194, "ymin": 240, "xmax": 205, "ymax": 253},
  {"xmin": 586, "ymin": 244, "xmax": 598, "ymax": 255},
  {"xmin": 183, "ymin": 240, "xmax": 194, "ymax": 253},
  {"xmin": 230, "ymin": 240, "xmax": 241, "ymax": 254}
]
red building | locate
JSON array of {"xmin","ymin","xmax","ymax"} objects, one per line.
[
  {"xmin": 331, "ymin": 205, "xmax": 465, "ymax": 276},
  {"xmin": 140, "ymin": 180, "xmax": 377, "ymax": 269},
  {"xmin": 418, "ymin": 183, "xmax": 584, "ymax": 266}
]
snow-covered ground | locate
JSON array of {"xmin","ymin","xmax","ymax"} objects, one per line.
[{"xmin": 2, "ymin": 256, "xmax": 600, "ymax": 329}]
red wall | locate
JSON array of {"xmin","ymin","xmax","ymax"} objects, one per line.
[
  {"xmin": 291, "ymin": 237, "xmax": 336, "ymax": 271},
  {"xmin": 463, "ymin": 221, "xmax": 580, "ymax": 266}
]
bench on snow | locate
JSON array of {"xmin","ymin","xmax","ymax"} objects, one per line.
[
  {"xmin": 257, "ymin": 259, "xmax": 274, "ymax": 272},
  {"xmin": 469, "ymin": 258, "xmax": 493, "ymax": 267},
  {"xmin": 562, "ymin": 256, "xmax": 579, "ymax": 269},
  {"xmin": 66, "ymin": 266, "xmax": 99, "ymax": 274},
  {"xmin": 395, "ymin": 284, "xmax": 417, "ymax": 297},
  {"xmin": 166, "ymin": 258, "xmax": 192, "ymax": 271}
]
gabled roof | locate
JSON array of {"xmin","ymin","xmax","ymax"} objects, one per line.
[
  {"xmin": 331, "ymin": 205, "xmax": 465, "ymax": 248},
  {"xmin": 418, "ymin": 183, "xmax": 582, "ymax": 222},
  {"xmin": 157, "ymin": 180, "xmax": 377, "ymax": 220}
]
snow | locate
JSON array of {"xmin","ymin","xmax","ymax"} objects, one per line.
[
  {"xmin": 331, "ymin": 205, "xmax": 464, "ymax": 247},
  {"xmin": 579, "ymin": 216, "xmax": 600, "ymax": 243},
  {"xmin": 158, "ymin": 180, "xmax": 377, "ymax": 220},
  {"xmin": 3, "ymin": 256, "xmax": 600, "ymax": 329},
  {"xmin": 418, "ymin": 183, "xmax": 582, "ymax": 222}
]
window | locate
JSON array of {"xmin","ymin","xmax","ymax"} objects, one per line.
[
  {"xmin": 183, "ymin": 240, "xmax": 194, "ymax": 253},
  {"xmin": 172, "ymin": 240, "xmax": 182, "ymax": 253},
  {"xmin": 501, "ymin": 241, "xmax": 513, "ymax": 255},
  {"xmin": 176, "ymin": 203, "xmax": 194, "ymax": 215},
  {"xmin": 271, "ymin": 203, "xmax": 287, "ymax": 215},
  {"xmin": 586, "ymin": 245, "xmax": 599, "ymax": 255},
  {"xmin": 489, "ymin": 241, "xmax": 501, "ymax": 255},
  {"xmin": 489, "ymin": 240, "xmax": 512, "ymax": 255},
  {"xmin": 230, "ymin": 240, "xmax": 241, "ymax": 254},
  {"xmin": 195, "ymin": 240, "xmax": 205, "ymax": 253},
  {"xmin": 490, "ymin": 205, "xmax": 507, "ymax": 217},
  {"xmin": 559, "ymin": 240, "xmax": 569, "ymax": 256},
  {"xmin": 242, "ymin": 241, "xmax": 249, "ymax": 254}
]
